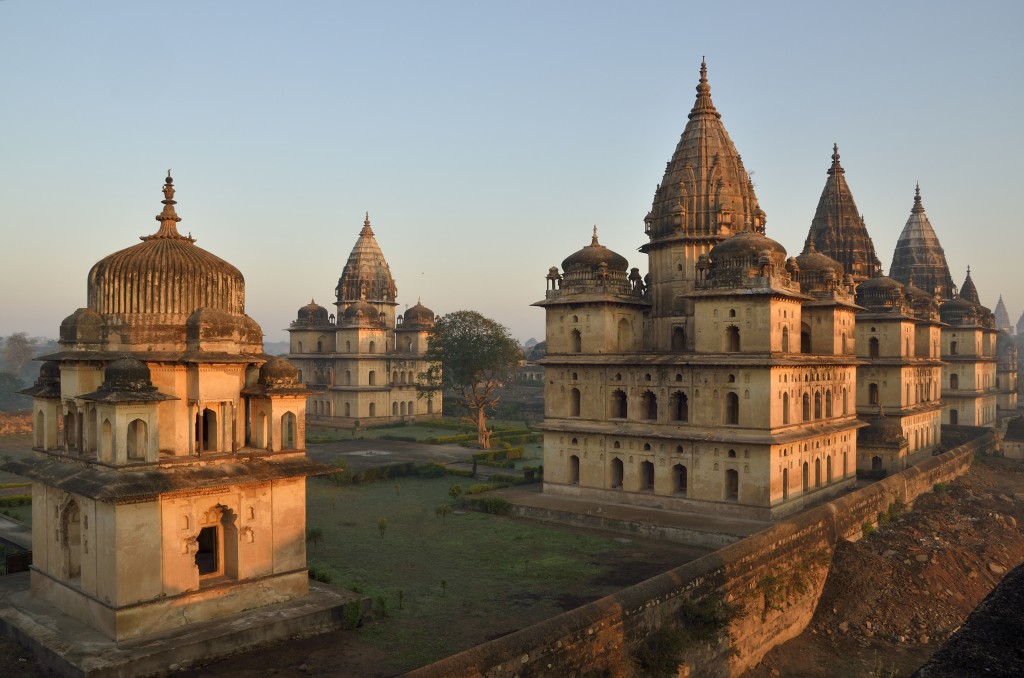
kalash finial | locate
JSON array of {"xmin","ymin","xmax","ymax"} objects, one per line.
[
  {"xmin": 361, "ymin": 211, "xmax": 374, "ymax": 235},
  {"xmin": 827, "ymin": 143, "xmax": 844, "ymax": 176},
  {"xmin": 912, "ymin": 182, "xmax": 925, "ymax": 213},
  {"xmin": 144, "ymin": 170, "xmax": 193, "ymax": 242},
  {"xmin": 592, "ymin": 224, "xmax": 600, "ymax": 246}
]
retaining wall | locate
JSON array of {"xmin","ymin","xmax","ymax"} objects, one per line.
[{"xmin": 406, "ymin": 429, "xmax": 992, "ymax": 678}]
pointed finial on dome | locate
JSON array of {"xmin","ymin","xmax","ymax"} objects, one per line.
[
  {"xmin": 592, "ymin": 224, "xmax": 600, "ymax": 246},
  {"xmin": 912, "ymin": 182, "xmax": 925, "ymax": 213},
  {"xmin": 360, "ymin": 212, "xmax": 375, "ymax": 236},
  {"xmin": 827, "ymin": 143, "xmax": 844, "ymax": 176},
  {"xmin": 144, "ymin": 170, "xmax": 193, "ymax": 242},
  {"xmin": 689, "ymin": 57, "xmax": 720, "ymax": 120}
]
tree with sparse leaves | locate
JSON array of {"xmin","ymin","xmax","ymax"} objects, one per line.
[
  {"xmin": 417, "ymin": 311, "xmax": 522, "ymax": 449},
  {"xmin": 1, "ymin": 333, "xmax": 35, "ymax": 378}
]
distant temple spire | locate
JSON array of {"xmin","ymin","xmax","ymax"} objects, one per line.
[{"xmin": 889, "ymin": 183, "xmax": 953, "ymax": 299}]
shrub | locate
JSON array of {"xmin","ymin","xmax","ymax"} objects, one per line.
[
  {"xmin": 862, "ymin": 521, "xmax": 877, "ymax": 537},
  {"xmin": 632, "ymin": 626, "xmax": 685, "ymax": 678},
  {"xmin": 466, "ymin": 496, "xmax": 511, "ymax": 515},
  {"xmin": 933, "ymin": 482, "xmax": 949, "ymax": 494},
  {"xmin": 466, "ymin": 483, "xmax": 497, "ymax": 495},
  {"xmin": 307, "ymin": 564, "xmax": 332, "ymax": 583},
  {"xmin": 0, "ymin": 495, "xmax": 31, "ymax": 507},
  {"xmin": 414, "ymin": 463, "xmax": 447, "ymax": 478}
]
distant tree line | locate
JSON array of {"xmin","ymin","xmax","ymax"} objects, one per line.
[{"xmin": 0, "ymin": 333, "xmax": 59, "ymax": 412}]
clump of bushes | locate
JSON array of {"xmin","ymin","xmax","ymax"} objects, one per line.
[
  {"xmin": 464, "ymin": 496, "xmax": 511, "ymax": 515},
  {"xmin": 0, "ymin": 495, "xmax": 31, "ymax": 507}
]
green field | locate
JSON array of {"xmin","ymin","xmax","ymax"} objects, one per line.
[{"xmin": 305, "ymin": 475, "xmax": 701, "ymax": 673}]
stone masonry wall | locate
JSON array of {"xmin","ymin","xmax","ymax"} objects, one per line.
[{"xmin": 406, "ymin": 429, "xmax": 992, "ymax": 678}]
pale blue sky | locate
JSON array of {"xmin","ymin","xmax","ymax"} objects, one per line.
[{"xmin": 2, "ymin": 1, "xmax": 1022, "ymax": 343}]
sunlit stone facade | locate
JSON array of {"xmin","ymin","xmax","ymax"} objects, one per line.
[{"xmin": 8, "ymin": 175, "xmax": 321, "ymax": 641}]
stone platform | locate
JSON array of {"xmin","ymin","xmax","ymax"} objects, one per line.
[{"xmin": 0, "ymin": 573, "xmax": 369, "ymax": 678}]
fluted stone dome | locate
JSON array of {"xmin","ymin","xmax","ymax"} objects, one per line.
[
  {"xmin": 889, "ymin": 185, "xmax": 954, "ymax": 299},
  {"xmin": 103, "ymin": 356, "xmax": 155, "ymax": 392},
  {"xmin": 297, "ymin": 300, "xmax": 330, "ymax": 325},
  {"xmin": 335, "ymin": 214, "xmax": 397, "ymax": 304},
  {"xmin": 561, "ymin": 228, "xmax": 629, "ymax": 273},
  {"xmin": 402, "ymin": 300, "xmax": 435, "ymax": 327},
  {"xmin": 856, "ymin": 274, "xmax": 907, "ymax": 311},
  {"xmin": 795, "ymin": 244, "xmax": 843, "ymax": 275},
  {"xmin": 343, "ymin": 299, "xmax": 383, "ymax": 326},
  {"xmin": 709, "ymin": 230, "xmax": 787, "ymax": 264},
  {"xmin": 87, "ymin": 174, "xmax": 245, "ymax": 318},
  {"xmin": 939, "ymin": 296, "xmax": 980, "ymax": 325},
  {"xmin": 259, "ymin": 357, "xmax": 300, "ymax": 387}
]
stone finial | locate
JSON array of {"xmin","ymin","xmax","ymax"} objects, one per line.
[
  {"xmin": 912, "ymin": 182, "xmax": 925, "ymax": 214},
  {"xmin": 689, "ymin": 57, "xmax": 719, "ymax": 120},
  {"xmin": 828, "ymin": 143, "xmax": 844, "ymax": 175},
  {"xmin": 592, "ymin": 224, "xmax": 600, "ymax": 246},
  {"xmin": 144, "ymin": 171, "xmax": 194, "ymax": 242},
  {"xmin": 360, "ymin": 212, "xmax": 374, "ymax": 236}
]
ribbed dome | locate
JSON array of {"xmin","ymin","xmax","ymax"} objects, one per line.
[
  {"xmin": 643, "ymin": 60, "xmax": 764, "ymax": 241},
  {"xmin": 889, "ymin": 185, "xmax": 954, "ymax": 299},
  {"xmin": 803, "ymin": 145, "xmax": 881, "ymax": 282},
  {"xmin": 87, "ymin": 174, "xmax": 245, "ymax": 318},
  {"xmin": 795, "ymin": 244, "xmax": 843, "ymax": 274},
  {"xmin": 259, "ymin": 357, "xmax": 300, "ymax": 387},
  {"xmin": 561, "ymin": 228, "xmax": 629, "ymax": 273},
  {"xmin": 335, "ymin": 214, "xmax": 397, "ymax": 304},
  {"xmin": 855, "ymin": 274, "xmax": 906, "ymax": 312},
  {"xmin": 343, "ymin": 299, "xmax": 382, "ymax": 325},
  {"xmin": 939, "ymin": 296, "xmax": 979, "ymax": 325},
  {"xmin": 402, "ymin": 300, "xmax": 435, "ymax": 327},
  {"xmin": 709, "ymin": 230, "xmax": 787, "ymax": 264},
  {"xmin": 297, "ymin": 299, "xmax": 329, "ymax": 324}
]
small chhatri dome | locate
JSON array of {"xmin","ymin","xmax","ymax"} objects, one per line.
[
  {"xmin": 259, "ymin": 356, "xmax": 300, "ymax": 387},
  {"xmin": 795, "ymin": 242, "xmax": 844, "ymax": 274},
  {"xmin": 855, "ymin": 272, "xmax": 907, "ymax": 312},
  {"xmin": 859, "ymin": 411, "xmax": 908, "ymax": 447},
  {"xmin": 342, "ymin": 298, "xmax": 382, "ymax": 325},
  {"xmin": 102, "ymin": 356, "xmax": 155, "ymax": 393},
  {"xmin": 939, "ymin": 295, "xmax": 980, "ymax": 325},
  {"xmin": 402, "ymin": 299, "xmax": 435, "ymax": 327},
  {"xmin": 561, "ymin": 226, "xmax": 629, "ymax": 273},
  {"xmin": 297, "ymin": 299, "xmax": 329, "ymax": 324},
  {"xmin": 709, "ymin": 230, "xmax": 787, "ymax": 264},
  {"xmin": 87, "ymin": 173, "xmax": 246, "ymax": 318}
]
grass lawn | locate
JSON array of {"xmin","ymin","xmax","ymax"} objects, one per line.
[{"xmin": 304, "ymin": 475, "xmax": 705, "ymax": 674}]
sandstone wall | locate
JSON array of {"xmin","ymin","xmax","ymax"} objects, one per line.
[{"xmin": 406, "ymin": 429, "xmax": 992, "ymax": 678}]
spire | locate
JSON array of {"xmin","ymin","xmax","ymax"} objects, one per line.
[
  {"xmin": 688, "ymin": 57, "xmax": 720, "ymax": 120},
  {"xmin": 336, "ymin": 213, "xmax": 397, "ymax": 305},
  {"xmin": 803, "ymin": 145, "xmax": 880, "ymax": 281},
  {"xmin": 360, "ymin": 211, "xmax": 374, "ymax": 236},
  {"xmin": 960, "ymin": 266, "xmax": 980, "ymax": 305},
  {"xmin": 144, "ymin": 171, "xmax": 193, "ymax": 242},
  {"xmin": 912, "ymin": 182, "xmax": 924, "ymax": 213},
  {"xmin": 592, "ymin": 224, "xmax": 600, "ymax": 246}
]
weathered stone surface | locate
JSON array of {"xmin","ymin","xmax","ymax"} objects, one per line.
[{"xmin": 802, "ymin": 145, "xmax": 881, "ymax": 282}]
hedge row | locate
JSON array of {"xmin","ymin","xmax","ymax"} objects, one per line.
[
  {"xmin": 471, "ymin": 447, "xmax": 524, "ymax": 462},
  {"xmin": 322, "ymin": 462, "xmax": 447, "ymax": 486}
]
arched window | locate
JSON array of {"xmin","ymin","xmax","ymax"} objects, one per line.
[
  {"xmin": 802, "ymin": 462, "xmax": 809, "ymax": 491},
  {"xmin": 950, "ymin": 373, "xmax": 959, "ymax": 390},
  {"xmin": 802, "ymin": 393, "xmax": 811, "ymax": 421},
  {"xmin": 369, "ymin": 402, "xmax": 376, "ymax": 417},
  {"xmin": 950, "ymin": 340, "xmax": 958, "ymax": 355},
  {"xmin": 127, "ymin": 418, "xmax": 147, "ymax": 460},
  {"xmin": 345, "ymin": 370, "xmax": 352, "ymax": 385},
  {"xmin": 871, "ymin": 455, "xmax": 882, "ymax": 471},
  {"xmin": 610, "ymin": 458, "xmax": 624, "ymax": 489},
  {"xmin": 782, "ymin": 468, "xmax": 789, "ymax": 500},
  {"xmin": 400, "ymin": 401, "xmax": 407, "ymax": 416},
  {"xmin": 392, "ymin": 402, "xmax": 398, "ymax": 416},
  {"xmin": 842, "ymin": 388, "xmax": 848, "ymax": 415},
  {"xmin": 725, "ymin": 392, "xmax": 739, "ymax": 425},
  {"xmin": 368, "ymin": 370, "xmax": 376, "ymax": 386},
  {"xmin": 569, "ymin": 388, "xmax": 581, "ymax": 417},
  {"xmin": 825, "ymin": 389, "xmax": 833, "ymax": 417},
  {"xmin": 610, "ymin": 389, "xmax": 627, "ymax": 419},
  {"xmin": 281, "ymin": 412, "xmax": 297, "ymax": 449},
  {"xmin": 782, "ymin": 392, "xmax": 790, "ymax": 424},
  {"xmin": 670, "ymin": 391, "xmax": 688, "ymax": 422},
  {"xmin": 297, "ymin": 341, "xmax": 303, "ymax": 353},
  {"xmin": 673, "ymin": 464, "xmax": 687, "ymax": 495},
  {"xmin": 869, "ymin": 337, "xmax": 880, "ymax": 358},
  {"xmin": 869, "ymin": 383, "xmax": 879, "ymax": 405},
  {"xmin": 641, "ymin": 390, "xmax": 657, "ymax": 420},
  {"xmin": 316, "ymin": 339, "xmax": 323, "ymax": 352},
  {"xmin": 814, "ymin": 392, "xmax": 822, "ymax": 419},
  {"xmin": 814, "ymin": 458, "xmax": 821, "ymax": 487},
  {"xmin": 781, "ymin": 326, "xmax": 790, "ymax": 353},
  {"xmin": 725, "ymin": 469, "xmax": 739, "ymax": 501},
  {"xmin": 61, "ymin": 500, "xmax": 82, "ymax": 580},
  {"xmin": 800, "ymin": 323, "xmax": 811, "ymax": 353},
  {"xmin": 672, "ymin": 326, "xmax": 685, "ymax": 350},
  {"xmin": 569, "ymin": 455, "xmax": 580, "ymax": 484},
  {"xmin": 640, "ymin": 461, "xmax": 654, "ymax": 491},
  {"xmin": 725, "ymin": 326, "xmax": 740, "ymax": 352},
  {"xmin": 949, "ymin": 409, "xmax": 958, "ymax": 425},
  {"xmin": 369, "ymin": 341, "xmax": 376, "ymax": 354},
  {"xmin": 570, "ymin": 329, "xmax": 582, "ymax": 353},
  {"xmin": 344, "ymin": 403, "xmax": 351, "ymax": 417}
]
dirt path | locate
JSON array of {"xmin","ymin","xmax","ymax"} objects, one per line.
[{"xmin": 743, "ymin": 455, "xmax": 1024, "ymax": 678}]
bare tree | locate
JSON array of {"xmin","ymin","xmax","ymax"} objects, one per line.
[{"xmin": 2, "ymin": 333, "xmax": 35, "ymax": 377}]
